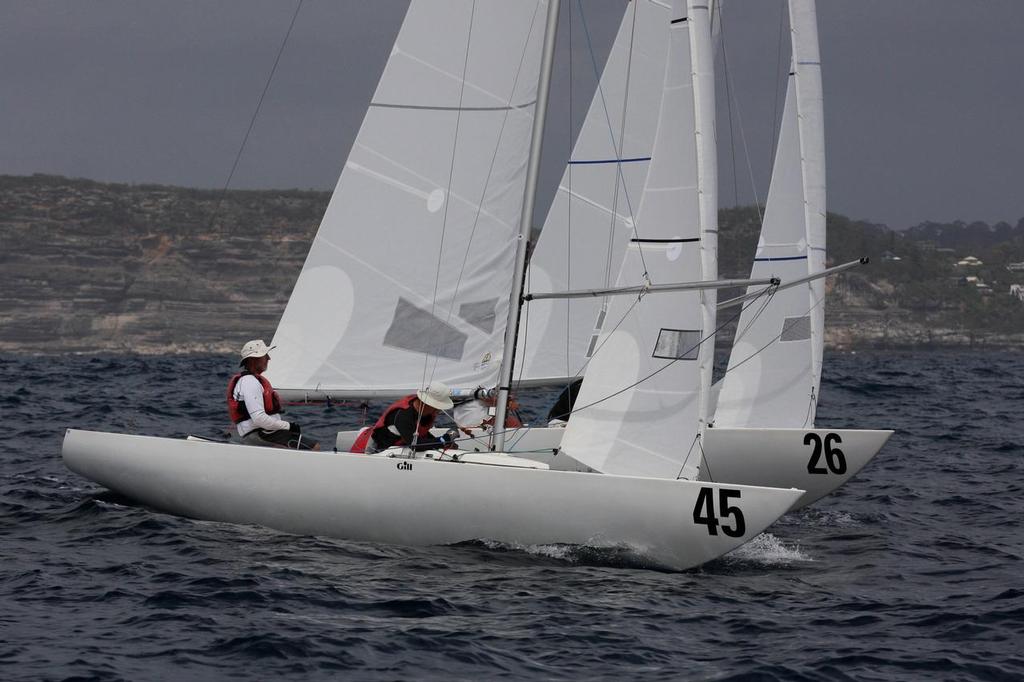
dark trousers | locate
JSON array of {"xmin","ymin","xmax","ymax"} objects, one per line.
[{"xmin": 242, "ymin": 428, "xmax": 318, "ymax": 451}]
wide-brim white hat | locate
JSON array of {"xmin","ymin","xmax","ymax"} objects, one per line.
[
  {"xmin": 417, "ymin": 382, "xmax": 454, "ymax": 410},
  {"xmin": 239, "ymin": 339, "xmax": 276, "ymax": 366}
]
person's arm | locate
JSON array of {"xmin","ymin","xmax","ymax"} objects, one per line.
[{"xmin": 239, "ymin": 376, "xmax": 290, "ymax": 432}]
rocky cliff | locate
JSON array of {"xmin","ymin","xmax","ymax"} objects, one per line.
[{"xmin": 3, "ymin": 175, "xmax": 1022, "ymax": 354}]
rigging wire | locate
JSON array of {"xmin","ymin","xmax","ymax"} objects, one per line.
[
  {"xmin": 207, "ymin": 0, "xmax": 304, "ymax": 236},
  {"xmin": 577, "ymin": 0, "xmax": 650, "ymax": 283},
  {"xmin": 556, "ymin": 282, "xmax": 777, "ymax": 421},
  {"xmin": 768, "ymin": 0, "xmax": 787, "ymax": 164},
  {"xmin": 720, "ymin": 286, "xmax": 825, "ymax": 379},
  {"xmin": 463, "ymin": 282, "xmax": 777, "ymax": 451},
  {"xmin": 424, "ymin": 2, "xmax": 543, "ymax": 387},
  {"xmin": 716, "ymin": 1, "xmax": 739, "ymax": 210},
  {"xmin": 723, "ymin": 280, "xmax": 779, "ymax": 350},
  {"xmin": 717, "ymin": 3, "xmax": 764, "ymax": 221},
  {"xmin": 422, "ymin": 0, "xmax": 477, "ymax": 391}
]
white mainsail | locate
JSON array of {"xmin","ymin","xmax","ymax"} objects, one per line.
[
  {"xmin": 515, "ymin": 0, "xmax": 672, "ymax": 386},
  {"xmin": 559, "ymin": 0, "xmax": 717, "ymax": 480},
  {"xmin": 267, "ymin": 2, "xmax": 547, "ymax": 398},
  {"xmin": 714, "ymin": 0, "xmax": 825, "ymax": 427}
]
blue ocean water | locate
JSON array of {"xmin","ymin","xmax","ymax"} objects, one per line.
[{"xmin": 1, "ymin": 350, "xmax": 1022, "ymax": 680}]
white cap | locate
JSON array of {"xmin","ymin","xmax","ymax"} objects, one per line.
[
  {"xmin": 239, "ymin": 339, "xmax": 276, "ymax": 366},
  {"xmin": 417, "ymin": 381, "xmax": 454, "ymax": 410}
]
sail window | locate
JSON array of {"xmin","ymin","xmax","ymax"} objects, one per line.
[
  {"xmin": 653, "ymin": 329, "xmax": 701, "ymax": 360},
  {"xmin": 458, "ymin": 299, "xmax": 498, "ymax": 334},
  {"xmin": 780, "ymin": 316, "xmax": 811, "ymax": 342},
  {"xmin": 383, "ymin": 298, "xmax": 467, "ymax": 360}
]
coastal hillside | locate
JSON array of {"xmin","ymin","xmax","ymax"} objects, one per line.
[{"xmin": 3, "ymin": 174, "xmax": 1023, "ymax": 353}]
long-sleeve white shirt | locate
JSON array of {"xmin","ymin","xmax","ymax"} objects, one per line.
[{"xmin": 233, "ymin": 374, "xmax": 290, "ymax": 437}]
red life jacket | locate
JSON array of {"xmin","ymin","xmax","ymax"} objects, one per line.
[
  {"xmin": 351, "ymin": 394, "xmax": 434, "ymax": 453},
  {"xmin": 227, "ymin": 372, "xmax": 282, "ymax": 424}
]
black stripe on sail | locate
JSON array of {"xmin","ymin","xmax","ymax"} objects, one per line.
[
  {"xmin": 569, "ymin": 156, "xmax": 651, "ymax": 166},
  {"xmin": 671, "ymin": 17, "xmax": 688, "ymax": 24},
  {"xmin": 754, "ymin": 255, "xmax": 807, "ymax": 262},
  {"xmin": 631, "ymin": 237, "xmax": 699, "ymax": 244},
  {"xmin": 369, "ymin": 100, "xmax": 536, "ymax": 112}
]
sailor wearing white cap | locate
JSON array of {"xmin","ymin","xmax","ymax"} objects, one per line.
[
  {"xmin": 351, "ymin": 381, "xmax": 457, "ymax": 454},
  {"xmin": 226, "ymin": 339, "xmax": 319, "ymax": 450}
]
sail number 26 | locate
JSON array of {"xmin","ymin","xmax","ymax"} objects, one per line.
[
  {"xmin": 692, "ymin": 487, "xmax": 745, "ymax": 537},
  {"xmin": 805, "ymin": 432, "xmax": 847, "ymax": 475}
]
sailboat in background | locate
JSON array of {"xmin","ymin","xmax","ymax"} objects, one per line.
[
  {"xmin": 62, "ymin": 0, "xmax": 804, "ymax": 571},
  {"xmin": 701, "ymin": 0, "xmax": 891, "ymax": 505}
]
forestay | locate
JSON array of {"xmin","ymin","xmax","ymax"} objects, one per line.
[
  {"xmin": 559, "ymin": 0, "xmax": 717, "ymax": 480},
  {"xmin": 267, "ymin": 1, "xmax": 547, "ymax": 397},
  {"xmin": 516, "ymin": 0, "xmax": 671, "ymax": 386},
  {"xmin": 714, "ymin": 0, "xmax": 825, "ymax": 427}
]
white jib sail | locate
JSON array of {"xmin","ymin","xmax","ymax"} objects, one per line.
[
  {"xmin": 267, "ymin": 2, "xmax": 547, "ymax": 397},
  {"xmin": 559, "ymin": 0, "xmax": 717, "ymax": 481},
  {"xmin": 715, "ymin": 0, "xmax": 825, "ymax": 428},
  {"xmin": 515, "ymin": 0, "xmax": 671, "ymax": 386}
]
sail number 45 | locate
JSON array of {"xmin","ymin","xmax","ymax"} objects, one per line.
[
  {"xmin": 692, "ymin": 487, "xmax": 745, "ymax": 537},
  {"xmin": 805, "ymin": 432, "xmax": 847, "ymax": 475}
]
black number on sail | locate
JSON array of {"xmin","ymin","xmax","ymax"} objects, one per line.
[
  {"xmin": 692, "ymin": 487, "xmax": 746, "ymax": 537},
  {"xmin": 805, "ymin": 432, "xmax": 847, "ymax": 475}
]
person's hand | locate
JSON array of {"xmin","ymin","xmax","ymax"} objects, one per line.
[
  {"xmin": 289, "ymin": 422, "xmax": 301, "ymax": 434},
  {"xmin": 441, "ymin": 428, "xmax": 460, "ymax": 448}
]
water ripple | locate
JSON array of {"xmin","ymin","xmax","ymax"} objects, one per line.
[{"xmin": 1, "ymin": 350, "xmax": 1021, "ymax": 680}]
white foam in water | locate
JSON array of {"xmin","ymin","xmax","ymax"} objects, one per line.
[
  {"xmin": 481, "ymin": 539, "xmax": 577, "ymax": 561},
  {"xmin": 479, "ymin": 539, "xmax": 659, "ymax": 568},
  {"xmin": 727, "ymin": 533, "xmax": 812, "ymax": 565},
  {"xmin": 800, "ymin": 508, "xmax": 863, "ymax": 528}
]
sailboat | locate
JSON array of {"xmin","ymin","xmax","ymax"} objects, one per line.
[
  {"xmin": 703, "ymin": 0, "xmax": 893, "ymax": 504},
  {"xmin": 62, "ymin": 0, "xmax": 804, "ymax": 571},
  {"xmin": 400, "ymin": 0, "xmax": 891, "ymax": 508}
]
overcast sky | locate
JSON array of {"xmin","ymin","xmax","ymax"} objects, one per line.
[{"xmin": 2, "ymin": 1, "xmax": 1022, "ymax": 230}]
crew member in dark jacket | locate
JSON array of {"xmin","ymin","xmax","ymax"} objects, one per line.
[{"xmin": 352, "ymin": 382, "xmax": 455, "ymax": 454}]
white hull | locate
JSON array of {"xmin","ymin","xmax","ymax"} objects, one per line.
[
  {"xmin": 63, "ymin": 429, "xmax": 802, "ymax": 571},
  {"xmin": 355, "ymin": 426, "xmax": 890, "ymax": 509},
  {"xmin": 701, "ymin": 427, "xmax": 891, "ymax": 508}
]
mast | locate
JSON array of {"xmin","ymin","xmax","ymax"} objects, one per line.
[
  {"xmin": 790, "ymin": 0, "xmax": 827, "ymax": 422},
  {"xmin": 493, "ymin": 0, "xmax": 561, "ymax": 451},
  {"xmin": 690, "ymin": 0, "xmax": 717, "ymax": 444}
]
